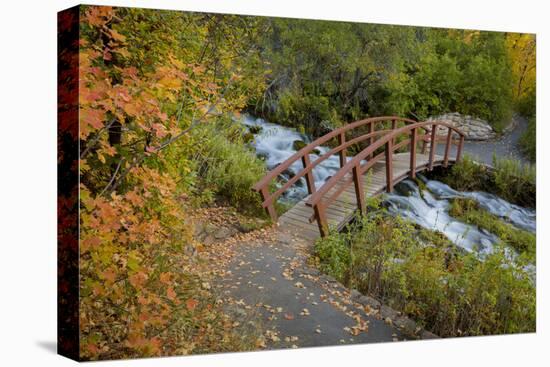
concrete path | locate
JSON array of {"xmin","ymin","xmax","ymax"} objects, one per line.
[
  {"xmin": 216, "ymin": 229, "xmax": 407, "ymax": 349},
  {"xmin": 436, "ymin": 115, "xmax": 529, "ymax": 165}
]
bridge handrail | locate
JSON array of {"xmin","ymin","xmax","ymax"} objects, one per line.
[
  {"xmin": 252, "ymin": 116, "xmax": 430, "ymax": 219},
  {"xmin": 252, "ymin": 116, "xmax": 424, "ymax": 192},
  {"xmin": 306, "ymin": 121, "xmax": 465, "ymax": 233}
]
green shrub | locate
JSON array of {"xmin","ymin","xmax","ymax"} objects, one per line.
[
  {"xmin": 442, "ymin": 154, "xmax": 491, "ymax": 192},
  {"xmin": 492, "ymin": 154, "xmax": 536, "ymax": 206},
  {"xmin": 189, "ymin": 121, "xmax": 267, "ymax": 215},
  {"xmin": 516, "ymin": 88, "xmax": 536, "ymax": 118},
  {"xmin": 434, "ymin": 154, "xmax": 535, "ymax": 208},
  {"xmin": 520, "ymin": 116, "xmax": 536, "ymax": 162},
  {"xmin": 273, "ymin": 89, "xmax": 341, "ymax": 137},
  {"xmin": 314, "ymin": 231, "xmax": 351, "ymax": 281},
  {"xmin": 314, "ymin": 210, "xmax": 536, "ymax": 337}
]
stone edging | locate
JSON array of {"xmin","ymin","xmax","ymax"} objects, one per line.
[{"xmin": 427, "ymin": 112, "xmax": 496, "ymax": 141}]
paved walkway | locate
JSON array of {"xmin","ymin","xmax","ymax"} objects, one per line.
[
  {"xmin": 213, "ymin": 115, "xmax": 533, "ymax": 349},
  {"xmin": 437, "ymin": 116, "xmax": 528, "ymax": 165},
  {"xmin": 436, "ymin": 115, "xmax": 529, "ymax": 165},
  {"xmin": 216, "ymin": 229, "xmax": 407, "ymax": 349}
]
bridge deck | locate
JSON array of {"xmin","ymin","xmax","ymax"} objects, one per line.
[{"xmin": 278, "ymin": 152, "xmax": 449, "ymax": 241}]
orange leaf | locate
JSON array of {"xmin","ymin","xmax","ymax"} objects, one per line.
[
  {"xmin": 123, "ymin": 102, "xmax": 138, "ymax": 116},
  {"xmin": 110, "ymin": 29, "xmax": 126, "ymax": 42},
  {"xmin": 159, "ymin": 272, "xmax": 171, "ymax": 285},
  {"xmin": 81, "ymin": 108, "xmax": 105, "ymax": 130},
  {"xmin": 167, "ymin": 286, "xmax": 177, "ymax": 301},
  {"xmin": 101, "ymin": 267, "xmax": 116, "ymax": 283},
  {"xmin": 186, "ymin": 298, "xmax": 198, "ymax": 311}
]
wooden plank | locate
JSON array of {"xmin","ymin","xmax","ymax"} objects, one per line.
[
  {"xmin": 279, "ymin": 215, "xmax": 326, "ymax": 235},
  {"xmin": 277, "ymin": 151, "xmax": 454, "ymax": 240},
  {"xmin": 290, "ymin": 205, "xmax": 344, "ymax": 223}
]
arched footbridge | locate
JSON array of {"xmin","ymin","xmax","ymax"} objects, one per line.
[{"xmin": 253, "ymin": 117, "xmax": 465, "ymax": 240}]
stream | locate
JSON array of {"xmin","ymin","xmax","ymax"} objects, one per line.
[{"xmin": 242, "ymin": 114, "xmax": 536, "ymax": 256}]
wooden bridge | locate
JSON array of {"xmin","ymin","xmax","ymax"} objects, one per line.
[{"xmin": 253, "ymin": 117, "xmax": 465, "ymax": 241}]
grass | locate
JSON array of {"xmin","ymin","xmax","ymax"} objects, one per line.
[
  {"xmin": 449, "ymin": 198, "xmax": 536, "ymax": 263},
  {"xmin": 432, "ymin": 154, "xmax": 535, "ymax": 208},
  {"xmin": 313, "ymin": 206, "xmax": 535, "ymax": 337},
  {"xmin": 188, "ymin": 121, "xmax": 268, "ymax": 216}
]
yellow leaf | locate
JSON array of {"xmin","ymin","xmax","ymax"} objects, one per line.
[
  {"xmin": 158, "ymin": 77, "xmax": 181, "ymax": 89},
  {"xmin": 97, "ymin": 152, "xmax": 106, "ymax": 164}
]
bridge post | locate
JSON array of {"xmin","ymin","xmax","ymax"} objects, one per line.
[
  {"xmin": 352, "ymin": 165, "xmax": 366, "ymax": 215},
  {"xmin": 443, "ymin": 128, "xmax": 453, "ymax": 167},
  {"xmin": 301, "ymin": 154, "xmax": 316, "ymax": 195},
  {"xmin": 385, "ymin": 140, "xmax": 394, "ymax": 193},
  {"xmin": 421, "ymin": 128, "xmax": 428, "ymax": 154},
  {"xmin": 456, "ymin": 135, "xmax": 465, "ymax": 163},
  {"xmin": 391, "ymin": 119, "xmax": 397, "ymax": 146},
  {"xmin": 338, "ymin": 133, "xmax": 346, "ymax": 168},
  {"xmin": 260, "ymin": 187, "xmax": 278, "ymax": 222},
  {"xmin": 313, "ymin": 204, "xmax": 329, "ymax": 237},
  {"xmin": 409, "ymin": 128, "xmax": 417, "ymax": 179},
  {"xmin": 367, "ymin": 123, "xmax": 373, "ymax": 160},
  {"xmin": 428, "ymin": 124, "xmax": 437, "ymax": 170}
]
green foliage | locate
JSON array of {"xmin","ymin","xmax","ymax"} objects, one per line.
[
  {"xmin": 516, "ymin": 89, "xmax": 536, "ymax": 118},
  {"xmin": 255, "ymin": 22, "xmax": 515, "ymax": 135},
  {"xmin": 187, "ymin": 120, "xmax": 267, "ymax": 214},
  {"xmin": 520, "ymin": 116, "xmax": 536, "ymax": 161},
  {"xmin": 449, "ymin": 198, "xmax": 536, "ymax": 262},
  {"xmin": 273, "ymin": 89, "xmax": 341, "ymax": 136},
  {"xmin": 401, "ymin": 31, "xmax": 513, "ymax": 130},
  {"xmin": 492, "ymin": 154, "xmax": 536, "ymax": 206},
  {"xmin": 314, "ymin": 230, "xmax": 352, "ymax": 281},
  {"xmin": 314, "ymin": 209, "xmax": 535, "ymax": 337},
  {"xmin": 435, "ymin": 154, "xmax": 535, "ymax": 208}
]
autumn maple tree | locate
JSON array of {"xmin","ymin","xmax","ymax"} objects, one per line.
[{"xmin": 77, "ymin": 6, "xmax": 266, "ymax": 359}]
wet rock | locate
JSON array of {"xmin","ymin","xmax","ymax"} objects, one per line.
[
  {"xmin": 243, "ymin": 132, "xmax": 255, "ymax": 143},
  {"xmin": 248, "ymin": 125, "xmax": 263, "ymax": 134},
  {"xmin": 292, "ymin": 140, "xmax": 321, "ymax": 155}
]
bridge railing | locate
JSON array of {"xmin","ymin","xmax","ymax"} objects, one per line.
[
  {"xmin": 305, "ymin": 121, "xmax": 465, "ymax": 236},
  {"xmin": 252, "ymin": 116, "xmax": 431, "ymax": 221}
]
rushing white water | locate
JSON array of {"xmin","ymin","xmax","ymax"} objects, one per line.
[
  {"xmin": 243, "ymin": 114, "xmax": 343, "ymax": 203},
  {"xmin": 385, "ymin": 178, "xmax": 536, "ymax": 254},
  {"xmin": 422, "ymin": 178, "xmax": 536, "ymax": 233},
  {"xmin": 242, "ymin": 114, "xmax": 536, "ymax": 256}
]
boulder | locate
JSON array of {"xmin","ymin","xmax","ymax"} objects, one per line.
[
  {"xmin": 427, "ymin": 112, "xmax": 496, "ymax": 141},
  {"xmin": 357, "ymin": 295, "xmax": 381, "ymax": 309}
]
